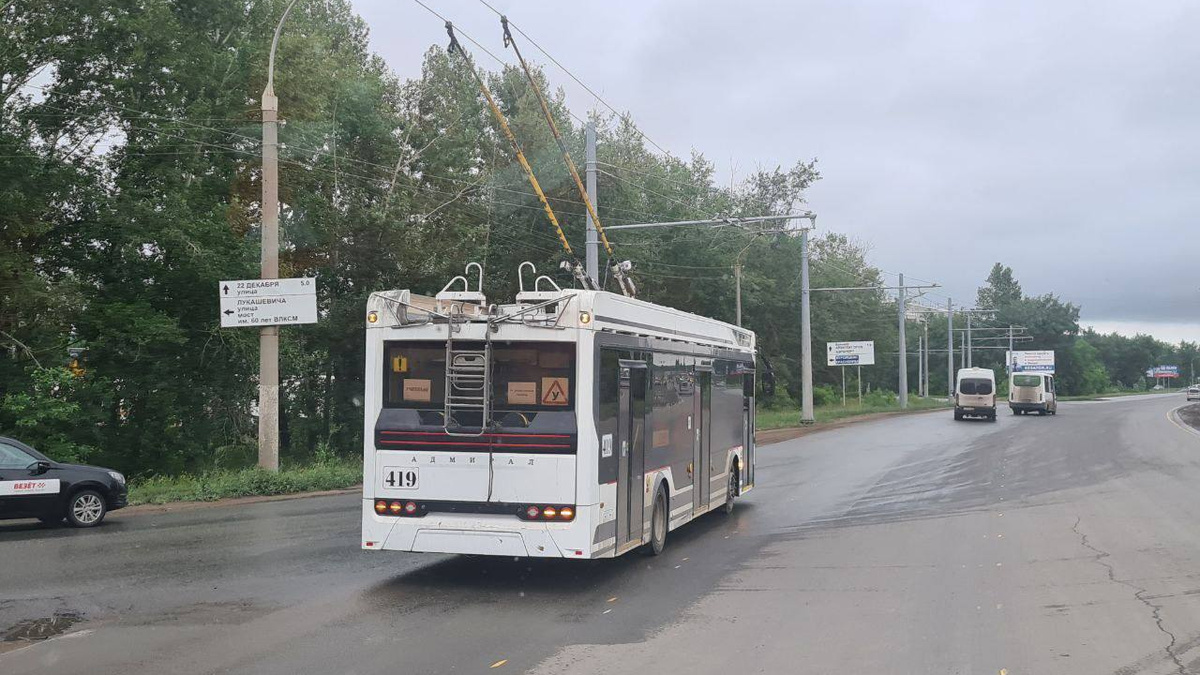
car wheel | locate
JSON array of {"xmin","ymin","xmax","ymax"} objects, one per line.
[
  {"xmin": 646, "ymin": 487, "xmax": 668, "ymax": 556},
  {"xmin": 65, "ymin": 490, "xmax": 107, "ymax": 528},
  {"xmin": 954, "ymin": 411, "xmax": 963, "ymax": 421},
  {"xmin": 723, "ymin": 466, "xmax": 738, "ymax": 515}
]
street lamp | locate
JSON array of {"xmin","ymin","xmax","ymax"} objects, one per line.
[{"xmin": 258, "ymin": 0, "xmax": 300, "ymax": 471}]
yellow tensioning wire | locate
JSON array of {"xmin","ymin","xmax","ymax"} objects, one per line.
[
  {"xmin": 444, "ymin": 22, "xmax": 589, "ymax": 285},
  {"xmin": 500, "ymin": 16, "xmax": 634, "ymax": 297}
]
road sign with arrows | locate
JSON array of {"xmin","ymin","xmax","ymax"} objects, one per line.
[{"xmin": 219, "ymin": 278, "xmax": 317, "ymax": 328}]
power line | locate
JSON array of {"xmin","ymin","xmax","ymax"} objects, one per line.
[{"xmin": 474, "ymin": 0, "xmax": 676, "ymax": 159}]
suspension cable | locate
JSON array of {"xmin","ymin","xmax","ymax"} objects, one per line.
[
  {"xmin": 444, "ymin": 22, "xmax": 595, "ymax": 289},
  {"xmin": 500, "ymin": 16, "xmax": 635, "ymax": 297}
]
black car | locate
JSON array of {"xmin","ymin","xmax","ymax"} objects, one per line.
[{"xmin": 0, "ymin": 437, "xmax": 128, "ymax": 527}]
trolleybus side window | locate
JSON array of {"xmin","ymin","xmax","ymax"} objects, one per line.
[{"xmin": 650, "ymin": 353, "xmax": 694, "ymax": 477}]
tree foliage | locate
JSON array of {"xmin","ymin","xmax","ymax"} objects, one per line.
[{"xmin": 1, "ymin": 1, "xmax": 1190, "ymax": 474}]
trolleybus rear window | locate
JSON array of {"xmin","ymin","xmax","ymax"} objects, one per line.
[{"xmin": 383, "ymin": 341, "xmax": 575, "ymax": 411}]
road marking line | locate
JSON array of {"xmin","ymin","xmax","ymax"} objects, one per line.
[
  {"xmin": 490, "ymin": 659, "xmax": 508, "ymax": 669},
  {"xmin": 1167, "ymin": 405, "xmax": 1200, "ymax": 440},
  {"xmin": 607, "ymin": 597, "xmax": 617, "ymax": 603}
]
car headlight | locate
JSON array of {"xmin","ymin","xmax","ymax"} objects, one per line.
[{"xmin": 107, "ymin": 471, "xmax": 125, "ymax": 485}]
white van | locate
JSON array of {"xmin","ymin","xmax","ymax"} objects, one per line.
[
  {"xmin": 1009, "ymin": 372, "xmax": 1057, "ymax": 415},
  {"xmin": 955, "ymin": 367, "xmax": 997, "ymax": 421}
]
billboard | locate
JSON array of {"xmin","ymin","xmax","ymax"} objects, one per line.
[
  {"xmin": 1147, "ymin": 365, "xmax": 1181, "ymax": 379},
  {"xmin": 1008, "ymin": 350, "xmax": 1055, "ymax": 373},
  {"xmin": 827, "ymin": 341, "xmax": 875, "ymax": 366}
]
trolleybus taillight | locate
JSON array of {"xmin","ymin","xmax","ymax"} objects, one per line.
[
  {"xmin": 375, "ymin": 499, "xmax": 423, "ymax": 517},
  {"xmin": 518, "ymin": 504, "xmax": 575, "ymax": 521}
]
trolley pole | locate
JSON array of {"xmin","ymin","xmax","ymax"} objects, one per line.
[
  {"xmin": 585, "ymin": 121, "xmax": 599, "ymax": 285},
  {"xmin": 897, "ymin": 273, "xmax": 908, "ymax": 409},
  {"xmin": 800, "ymin": 228, "xmax": 814, "ymax": 423}
]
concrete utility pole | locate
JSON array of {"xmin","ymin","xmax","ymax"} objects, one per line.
[
  {"xmin": 916, "ymin": 334, "xmax": 923, "ymax": 397},
  {"xmin": 947, "ymin": 298, "xmax": 954, "ymax": 398},
  {"xmin": 1007, "ymin": 325, "xmax": 1015, "ymax": 375},
  {"xmin": 734, "ymin": 263, "xmax": 742, "ymax": 327},
  {"xmin": 923, "ymin": 320, "xmax": 930, "ymax": 398},
  {"xmin": 584, "ymin": 121, "xmax": 599, "ymax": 285},
  {"xmin": 966, "ymin": 312, "xmax": 972, "ymax": 368},
  {"xmin": 258, "ymin": 0, "xmax": 300, "ymax": 471},
  {"xmin": 897, "ymin": 273, "xmax": 908, "ymax": 409},
  {"xmin": 800, "ymin": 227, "xmax": 814, "ymax": 423}
]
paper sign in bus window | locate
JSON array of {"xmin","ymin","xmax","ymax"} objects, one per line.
[
  {"xmin": 508, "ymin": 381, "xmax": 537, "ymax": 406},
  {"xmin": 541, "ymin": 377, "xmax": 569, "ymax": 405},
  {"xmin": 653, "ymin": 428, "xmax": 670, "ymax": 448},
  {"xmin": 403, "ymin": 379, "xmax": 431, "ymax": 402}
]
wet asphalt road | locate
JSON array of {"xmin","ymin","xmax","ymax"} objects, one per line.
[{"xmin": 4, "ymin": 395, "xmax": 1200, "ymax": 674}]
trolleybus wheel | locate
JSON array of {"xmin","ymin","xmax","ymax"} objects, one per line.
[
  {"xmin": 723, "ymin": 466, "xmax": 738, "ymax": 515},
  {"xmin": 647, "ymin": 487, "xmax": 668, "ymax": 556}
]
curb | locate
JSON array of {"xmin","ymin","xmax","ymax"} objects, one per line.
[
  {"xmin": 119, "ymin": 485, "xmax": 362, "ymax": 516},
  {"xmin": 1168, "ymin": 404, "xmax": 1200, "ymax": 440},
  {"xmin": 756, "ymin": 405, "xmax": 949, "ymax": 446}
]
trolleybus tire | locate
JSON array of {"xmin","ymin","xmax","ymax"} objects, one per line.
[
  {"xmin": 723, "ymin": 466, "xmax": 738, "ymax": 515},
  {"xmin": 647, "ymin": 487, "xmax": 668, "ymax": 556}
]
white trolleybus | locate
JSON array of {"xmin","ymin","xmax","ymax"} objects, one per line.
[{"xmin": 360, "ymin": 263, "xmax": 756, "ymax": 559}]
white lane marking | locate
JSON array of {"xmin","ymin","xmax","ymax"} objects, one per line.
[{"xmin": 1167, "ymin": 405, "xmax": 1200, "ymax": 440}]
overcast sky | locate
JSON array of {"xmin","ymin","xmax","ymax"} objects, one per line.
[{"xmin": 352, "ymin": 0, "xmax": 1199, "ymax": 343}]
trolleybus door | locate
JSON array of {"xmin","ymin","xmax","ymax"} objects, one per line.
[
  {"xmin": 617, "ymin": 362, "xmax": 647, "ymax": 550},
  {"xmin": 743, "ymin": 368, "xmax": 754, "ymax": 488},
  {"xmin": 693, "ymin": 370, "xmax": 712, "ymax": 513}
]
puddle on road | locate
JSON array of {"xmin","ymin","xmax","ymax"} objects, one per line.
[{"xmin": 2, "ymin": 611, "xmax": 83, "ymax": 644}]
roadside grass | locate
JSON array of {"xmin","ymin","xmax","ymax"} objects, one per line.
[
  {"xmin": 128, "ymin": 458, "xmax": 361, "ymax": 506},
  {"xmin": 756, "ymin": 396, "xmax": 950, "ymax": 431},
  {"xmin": 1059, "ymin": 389, "xmax": 1182, "ymax": 402}
]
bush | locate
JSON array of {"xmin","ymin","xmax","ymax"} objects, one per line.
[
  {"xmin": 863, "ymin": 389, "xmax": 897, "ymax": 406},
  {"xmin": 812, "ymin": 384, "xmax": 839, "ymax": 407},
  {"xmin": 760, "ymin": 389, "xmax": 797, "ymax": 410}
]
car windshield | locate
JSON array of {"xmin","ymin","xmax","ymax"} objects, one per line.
[
  {"xmin": 0, "ymin": 442, "xmax": 36, "ymax": 469},
  {"xmin": 1012, "ymin": 375, "xmax": 1041, "ymax": 387}
]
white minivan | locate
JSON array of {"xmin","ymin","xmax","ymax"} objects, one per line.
[
  {"xmin": 955, "ymin": 367, "xmax": 997, "ymax": 421},
  {"xmin": 1009, "ymin": 372, "xmax": 1057, "ymax": 415}
]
